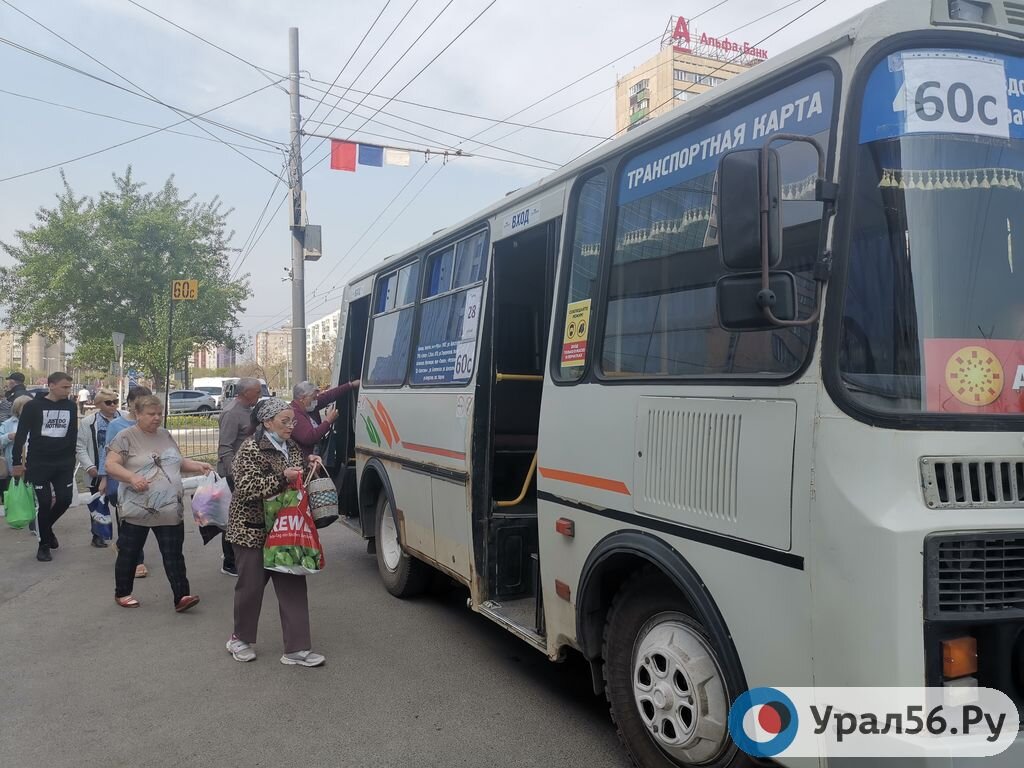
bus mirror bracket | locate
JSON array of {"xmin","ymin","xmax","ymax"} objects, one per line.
[{"xmin": 756, "ymin": 133, "xmax": 832, "ymax": 328}]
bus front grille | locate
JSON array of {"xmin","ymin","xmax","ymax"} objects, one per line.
[
  {"xmin": 925, "ymin": 532, "xmax": 1024, "ymax": 620},
  {"xmin": 920, "ymin": 457, "xmax": 1024, "ymax": 509}
]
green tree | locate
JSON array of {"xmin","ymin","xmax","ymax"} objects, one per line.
[{"xmin": 1, "ymin": 168, "xmax": 250, "ymax": 388}]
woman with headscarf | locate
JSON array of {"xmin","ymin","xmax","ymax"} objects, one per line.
[
  {"xmin": 225, "ymin": 398, "xmax": 326, "ymax": 667},
  {"xmin": 288, "ymin": 379, "xmax": 359, "ymax": 460}
]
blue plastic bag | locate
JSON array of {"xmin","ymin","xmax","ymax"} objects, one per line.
[{"xmin": 88, "ymin": 494, "xmax": 113, "ymax": 540}]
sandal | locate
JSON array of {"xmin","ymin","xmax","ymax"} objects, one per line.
[
  {"xmin": 115, "ymin": 595, "xmax": 140, "ymax": 608},
  {"xmin": 135, "ymin": 564, "xmax": 148, "ymax": 578},
  {"xmin": 174, "ymin": 595, "xmax": 200, "ymax": 613}
]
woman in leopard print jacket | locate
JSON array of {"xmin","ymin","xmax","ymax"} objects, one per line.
[{"xmin": 225, "ymin": 398, "xmax": 326, "ymax": 667}]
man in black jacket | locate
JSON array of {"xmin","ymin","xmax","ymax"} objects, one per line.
[
  {"xmin": 0, "ymin": 371, "xmax": 28, "ymax": 425},
  {"xmin": 12, "ymin": 372, "xmax": 78, "ymax": 562}
]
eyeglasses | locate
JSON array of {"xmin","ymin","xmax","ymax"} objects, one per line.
[
  {"xmin": 102, "ymin": 400, "xmax": 118, "ymax": 405},
  {"xmin": 278, "ymin": 418, "xmax": 296, "ymax": 427}
]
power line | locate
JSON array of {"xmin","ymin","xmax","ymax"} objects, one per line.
[
  {"xmin": 231, "ymin": 168, "xmax": 288, "ymax": 277},
  {"xmin": 0, "ymin": 0, "xmax": 284, "ymax": 175},
  {"xmin": 305, "ymin": 0, "xmax": 498, "ymax": 176},
  {"xmin": 469, "ymin": 0, "xmax": 734, "ymax": 151},
  {"xmin": 0, "ymin": 36, "xmax": 285, "ymax": 153},
  {"xmin": 124, "ymin": 0, "xmax": 289, "ymax": 92},
  {"xmin": 0, "ymin": 80, "xmax": 285, "ymax": 183},
  {"xmin": 300, "ymin": 0, "xmax": 394, "ymax": 143},
  {"xmin": 299, "ymin": 0, "xmax": 423, "ymax": 149},
  {"xmin": 0, "ymin": 88, "xmax": 281, "ymax": 154},
  {"xmin": 300, "ymin": 77, "xmax": 607, "ymax": 139},
  {"xmin": 300, "ymin": 94, "xmax": 561, "ymax": 169},
  {"xmin": 564, "ymin": 0, "xmax": 831, "ymax": 166},
  {"xmin": 231, "ymin": 190, "xmax": 289, "ymax": 280},
  {"xmin": 302, "ymin": 0, "xmax": 435, "ymax": 161}
]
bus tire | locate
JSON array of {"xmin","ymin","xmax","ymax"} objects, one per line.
[
  {"xmin": 374, "ymin": 492, "xmax": 430, "ymax": 598},
  {"xmin": 603, "ymin": 569, "xmax": 752, "ymax": 768}
]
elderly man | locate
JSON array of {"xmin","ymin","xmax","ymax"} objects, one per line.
[
  {"xmin": 215, "ymin": 377, "xmax": 263, "ymax": 576},
  {"xmin": 0, "ymin": 372, "xmax": 28, "ymax": 425},
  {"xmin": 289, "ymin": 378, "xmax": 360, "ymax": 460}
]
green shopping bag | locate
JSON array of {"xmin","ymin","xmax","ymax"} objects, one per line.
[{"xmin": 4, "ymin": 479, "xmax": 36, "ymax": 529}]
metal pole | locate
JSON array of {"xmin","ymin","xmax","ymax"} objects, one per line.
[
  {"xmin": 118, "ymin": 344, "xmax": 124, "ymax": 409},
  {"xmin": 288, "ymin": 27, "xmax": 307, "ymax": 385},
  {"xmin": 165, "ymin": 292, "xmax": 173, "ymax": 427}
]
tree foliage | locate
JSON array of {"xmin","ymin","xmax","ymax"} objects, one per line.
[{"xmin": 0, "ymin": 168, "xmax": 250, "ymax": 387}]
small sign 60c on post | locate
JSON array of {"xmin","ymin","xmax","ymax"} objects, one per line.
[{"xmin": 171, "ymin": 279, "xmax": 199, "ymax": 301}]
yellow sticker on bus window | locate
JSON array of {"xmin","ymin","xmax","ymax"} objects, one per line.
[{"xmin": 561, "ymin": 299, "xmax": 591, "ymax": 367}]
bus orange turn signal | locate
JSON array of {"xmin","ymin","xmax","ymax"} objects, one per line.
[
  {"xmin": 555, "ymin": 518, "xmax": 575, "ymax": 537},
  {"xmin": 942, "ymin": 636, "xmax": 978, "ymax": 679}
]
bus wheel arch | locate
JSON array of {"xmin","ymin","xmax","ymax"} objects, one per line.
[
  {"xmin": 577, "ymin": 533, "xmax": 752, "ymax": 768},
  {"xmin": 360, "ymin": 460, "xmax": 431, "ymax": 598}
]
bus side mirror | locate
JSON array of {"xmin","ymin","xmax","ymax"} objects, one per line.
[
  {"xmin": 717, "ymin": 272, "xmax": 796, "ymax": 330},
  {"xmin": 718, "ymin": 148, "xmax": 781, "ymax": 271}
]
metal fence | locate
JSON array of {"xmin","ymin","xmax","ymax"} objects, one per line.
[{"xmin": 166, "ymin": 410, "xmax": 221, "ymax": 462}]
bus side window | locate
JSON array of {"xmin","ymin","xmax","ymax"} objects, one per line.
[
  {"xmin": 553, "ymin": 172, "xmax": 607, "ymax": 382},
  {"xmin": 365, "ymin": 261, "xmax": 419, "ymax": 386}
]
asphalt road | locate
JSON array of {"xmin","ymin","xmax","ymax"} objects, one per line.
[{"xmin": 0, "ymin": 498, "xmax": 628, "ymax": 768}]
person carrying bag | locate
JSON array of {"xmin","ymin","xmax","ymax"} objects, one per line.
[{"xmin": 224, "ymin": 398, "xmax": 327, "ymax": 667}]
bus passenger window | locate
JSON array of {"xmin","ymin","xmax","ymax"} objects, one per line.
[
  {"xmin": 602, "ymin": 128, "xmax": 827, "ymax": 379},
  {"xmin": 365, "ymin": 261, "xmax": 419, "ymax": 386},
  {"xmin": 554, "ymin": 172, "xmax": 606, "ymax": 382}
]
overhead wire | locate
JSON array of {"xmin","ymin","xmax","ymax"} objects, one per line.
[
  {"xmin": 300, "ymin": 77, "xmax": 607, "ymax": 139},
  {"xmin": 0, "ymin": 87, "xmax": 281, "ymax": 154},
  {"xmin": 299, "ymin": 0, "xmax": 395, "ymax": 146},
  {"xmin": 302, "ymin": 0, "xmax": 445, "ymax": 165},
  {"xmin": 0, "ymin": 36, "xmax": 284, "ymax": 153},
  {"xmin": 0, "ymin": 0, "xmax": 284, "ymax": 175},
  {"xmin": 0, "ymin": 79, "xmax": 285, "ymax": 183},
  {"xmin": 124, "ymin": 0, "xmax": 289, "ymax": 92},
  {"xmin": 562, "ymin": 0, "xmax": 831, "ymax": 166}
]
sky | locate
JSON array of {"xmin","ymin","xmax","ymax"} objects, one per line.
[{"xmin": 0, "ymin": 0, "xmax": 884, "ymax": 353}]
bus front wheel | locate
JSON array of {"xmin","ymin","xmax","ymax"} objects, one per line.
[
  {"xmin": 603, "ymin": 570, "xmax": 752, "ymax": 768},
  {"xmin": 374, "ymin": 493, "xmax": 430, "ymax": 598}
]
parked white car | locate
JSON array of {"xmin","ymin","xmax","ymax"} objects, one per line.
[{"xmin": 166, "ymin": 389, "xmax": 218, "ymax": 413}]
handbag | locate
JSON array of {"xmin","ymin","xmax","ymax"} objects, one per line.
[
  {"xmin": 263, "ymin": 479, "xmax": 324, "ymax": 574},
  {"xmin": 4, "ymin": 478, "xmax": 36, "ymax": 529},
  {"xmin": 304, "ymin": 463, "xmax": 339, "ymax": 529}
]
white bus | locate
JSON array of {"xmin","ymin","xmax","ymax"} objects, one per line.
[{"xmin": 325, "ymin": 2, "xmax": 1024, "ymax": 765}]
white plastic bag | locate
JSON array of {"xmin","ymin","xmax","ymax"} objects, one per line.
[{"xmin": 191, "ymin": 472, "xmax": 232, "ymax": 529}]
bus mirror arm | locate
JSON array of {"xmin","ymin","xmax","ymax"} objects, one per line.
[{"xmin": 759, "ymin": 133, "xmax": 833, "ymax": 328}]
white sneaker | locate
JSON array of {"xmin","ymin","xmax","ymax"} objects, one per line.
[
  {"xmin": 226, "ymin": 636, "xmax": 256, "ymax": 662},
  {"xmin": 280, "ymin": 650, "xmax": 325, "ymax": 667}
]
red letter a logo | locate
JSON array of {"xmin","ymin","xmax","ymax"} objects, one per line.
[{"xmin": 673, "ymin": 17, "xmax": 691, "ymax": 46}]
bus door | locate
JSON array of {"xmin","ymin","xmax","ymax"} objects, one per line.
[
  {"xmin": 477, "ymin": 218, "xmax": 559, "ymax": 634},
  {"xmin": 328, "ymin": 294, "xmax": 371, "ymax": 531}
]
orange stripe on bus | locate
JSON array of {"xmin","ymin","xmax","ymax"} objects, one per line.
[
  {"xmin": 402, "ymin": 442, "xmax": 466, "ymax": 461},
  {"xmin": 370, "ymin": 401, "xmax": 394, "ymax": 447},
  {"xmin": 378, "ymin": 402, "xmax": 401, "ymax": 443},
  {"xmin": 538, "ymin": 467, "xmax": 630, "ymax": 495}
]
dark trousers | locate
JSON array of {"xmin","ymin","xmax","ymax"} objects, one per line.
[
  {"xmin": 115, "ymin": 522, "xmax": 189, "ymax": 603},
  {"xmin": 109, "ymin": 498, "xmax": 144, "ymax": 565},
  {"xmin": 233, "ymin": 545, "xmax": 310, "ymax": 653},
  {"xmin": 27, "ymin": 464, "xmax": 75, "ymax": 547}
]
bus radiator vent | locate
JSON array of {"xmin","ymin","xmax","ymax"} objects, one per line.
[
  {"xmin": 920, "ymin": 457, "xmax": 1024, "ymax": 509},
  {"xmin": 925, "ymin": 532, "xmax": 1024, "ymax": 620}
]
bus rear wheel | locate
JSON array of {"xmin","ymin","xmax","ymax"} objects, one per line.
[
  {"xmin": 603, "ymin": 570, "xmax": 752, "ymax": 768},
  {"xmin": 374, "ymin": 492, "xmax": 430, "ymax": 598}
]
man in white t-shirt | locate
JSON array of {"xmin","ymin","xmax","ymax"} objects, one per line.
[{"xmin": 77, "ymin": 386, "xmax": 90, "ymax": 416}]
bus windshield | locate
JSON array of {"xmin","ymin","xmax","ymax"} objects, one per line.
[{"xmin": 839, "ymin": 48, "xmax": 1024, "ymax": 416}]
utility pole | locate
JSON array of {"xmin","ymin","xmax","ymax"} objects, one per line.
[{"xmin": 288, "ymin": 27, "xmax": 307, "ymax": 385}]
